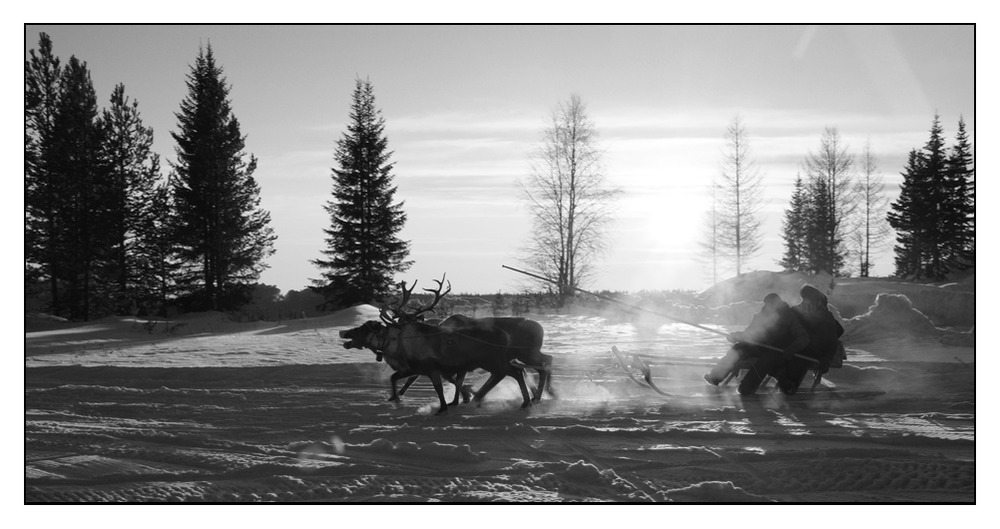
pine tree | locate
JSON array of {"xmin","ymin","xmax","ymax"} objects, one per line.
[
  {"xmin": 25, "ymin": 33, "xmax": 63, "ymax": 308},
  {"xmin": 143, "ymin": 183, "xmax": 182, "ymax": 316},
  {"xmin": 169, "ymin": 45, "xmax": 276, "ymax": 311},
  {"xmin": 779, "ymin": 174, "xmax": 808, "ymax": 271},
  {"xmin": 99, "ymin": 84, "xmax": 163, "ymax": 313},
  {"xmin": 41, "ymin": 56, "xmax": 106, "ymax": 320},
  {"xmin": 802, "ymin": 127, "xmax": 855, "ymax": 276},
  {"xmin": 312, "ymin": 78, "xmax": 411, "ymax": 307},
  {"xmin": 919, "ymin": 115, "xmax": 950, "ymax": 279},
  {"xmin": 803, "ymin": 176, "xmax": 840, "ymax": 274},
  {"xmin": 888, "ymin": 149, "xmax": 928, "ymax": 278},
  {"xmin": 944, "ymin": 116, "xmax": 974, "ymax": 268},
  {"xmin": 889, "ymin": 115, "xmax": 974, "ymax": 281}
]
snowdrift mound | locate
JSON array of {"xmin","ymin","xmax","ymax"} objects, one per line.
[
  {"xmin": 250, "ymin": 304, "xmax": 381, "ymax": 336},
  {"xmin": 24, "ymin": 313, "xmax": 70, "ymax": 332},
  {"xmin": 698, "ymin": 270, "xmax": 834, "ymax": 307},
  {"xmin": 844, "ymin": 294, "xmax": 936, "ymax": 337},
  {"xmin": 831, "ymin": 275, "xmax": 974, "ymax": 327},
  {"xmin": 173, "ymin": 311, "xmax": 236, "ymax": 333},
  {"xmin": 311, "ymin": 304, "xmax": 380, "ymax": 328},
  {"xmin": 843, "ymin": 293, "xmax": 972, "ymax": 346}
]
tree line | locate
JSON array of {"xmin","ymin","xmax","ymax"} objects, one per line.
[
  {"xmin": 26, "ymin": 34, "xmax": 275, "ymax": 320},
  {"xmin": 703, "ymin": 116, "xmax": 974, "ymax": 282},
  {"xmin": 26, "ymin": 31, "xmax": 972, "ymax": 324}
]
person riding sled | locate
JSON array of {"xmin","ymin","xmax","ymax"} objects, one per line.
[
  {"xmin": 704, "ymin": 293, "xmax": 809, "ymax": 395},
  {"xmin": 774, "ymin": 285, "xmax": 845, "ymax": 394}
]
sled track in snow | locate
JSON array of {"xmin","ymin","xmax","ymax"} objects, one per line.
[{"xmin": 25, "ymin": 362, "xmax": 974, "ymax": 502}]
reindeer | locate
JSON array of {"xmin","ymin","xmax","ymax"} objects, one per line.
[
  {"xmin": 339, "ymin": 275, "xmax": 533, "ymax": 414},
  {"xmin": 339, "ymin": 319, "xmax": 472, "ymax": 405},
  {"xmin": 438, "ymin": 315, "xmax": 554, "ymax": 402}
]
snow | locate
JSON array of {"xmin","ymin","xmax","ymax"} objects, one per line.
[{"xmin": 24, "ymin": 273, "xmax": 975, "ymax": 504}]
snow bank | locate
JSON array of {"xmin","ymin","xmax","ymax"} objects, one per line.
[
  {"xmin": 699, "ymin": 270, "xmax": 835, "ymax": 307},
  {"xmin": 24, "ymin": 313, "xmax": 69, "ymax": 332},
  {"xmin": 695, "ymin": 270, "xmax": 975, "ymax": 329},
  {"xmin": 831, "ymin": 277, "xmax": 974, "ymax": 327},
  {"xmin": 307, "ymin": 304, "xmax": 380, "ymax": 329},
  {"xmin": 843, "ymin": 293, "xmax": 973, "ymax": 346}
]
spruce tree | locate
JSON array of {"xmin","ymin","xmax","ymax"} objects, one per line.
[
  {"xmin": 170, "ymin": 45, "xmax": 276, "ymax": 311},
  {"xmin": 99, "ymin": 84, "xmax": 163, "ymax": 313},
  {"xmin": 919, "ymin": 115, "xmax": 950, "ymax": 279},
  {"xmin": 144, "ymin": 183, "xmax": 181, "ymax": 316},
  {"xmin": 779, "ymin": 174, "xmax": 808, "ymax": 271},
  {"xmin": 944, "ymin": 116, "xmax": 974, "ymax": 267},
  {"xmin": 41, "ymin": 56, "xmax": 107, "ymax": 320},
  {"xmin": 888, "ymin": 149, "xmax": 928, "ymax": 278},
  {"xmin": 803, "ymin": 177, "xmax": 840, "ymax": 275},
  {"xmin": 25, "ymin": 33, "xmax": 63, "ymax": 309},
  {"xmin": 802, "ymin": 128, "xmax": 854, "ymax": 275},
  {"xmin": 313, "ymin": 78, "xmax": 411, "ymax": 308}
]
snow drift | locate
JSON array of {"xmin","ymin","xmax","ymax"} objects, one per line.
[{"xmin": 843, "ymin": 292, "xmax": 974, "ymax": 347}]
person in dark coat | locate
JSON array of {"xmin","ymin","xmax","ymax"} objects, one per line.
[
  {"xmin": 704, "ymin": 293, "xmax": 809, "ymax": 395},
  {"xmin": 775, "ymin": 285, "xmax": 845, "ymax": 394}
]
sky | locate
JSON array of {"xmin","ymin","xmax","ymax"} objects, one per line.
[{"xmin": 21, "ymin": 22, "xmax": 975, "ymax": 296}]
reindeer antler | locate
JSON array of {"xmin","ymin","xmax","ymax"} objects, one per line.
[
  {"xmin": 379, "ymin": 274, "xmax": 452, "ymax": 324},
  {"xmin": 379, "ymin": 280, "xmax": 417, "ymax": 325},
  {"xmin": 414, "ymin": 273, "xmax": 451, "ymax": 319}
]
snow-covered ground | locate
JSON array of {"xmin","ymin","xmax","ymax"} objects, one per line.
[{"xmin": 24, "ymin": 273, "xmax": 975, "ymax": 503}]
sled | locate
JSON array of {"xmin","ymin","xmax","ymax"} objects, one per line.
[
  {"xmin": 717, "ymin": 342, "xmax": 846, "ymax": 393},
  {"xmin": 610, "ymin": 346, "xmax": 674, "ymax": 396}
]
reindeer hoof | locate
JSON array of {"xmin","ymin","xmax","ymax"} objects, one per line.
[
  {"xmin": 435, "ymin": 407, "xmax": 448, "ymax": 415},
  {"xmin": 387, "ymin": 395, "xmax": 400, "ymax": 402}
]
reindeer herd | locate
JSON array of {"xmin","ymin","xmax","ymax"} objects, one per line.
[{"xmin": 339, "ymin": 275, "xmax": 555, "ymax": 415}]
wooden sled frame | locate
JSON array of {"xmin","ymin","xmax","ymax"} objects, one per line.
[{"xmin": 610, "ymin": 346, "xmax": 675, "ymax": 397}]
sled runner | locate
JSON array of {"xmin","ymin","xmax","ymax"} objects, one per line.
[{"xmin": 610, "ymin": 346, "xmax": 674, "ymax": 396}]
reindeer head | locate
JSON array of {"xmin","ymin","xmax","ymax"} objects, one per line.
[{"xmin": 339, "ymin": 320, "xmax": 388, "ymax": 360}]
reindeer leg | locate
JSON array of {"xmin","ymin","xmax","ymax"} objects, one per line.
[
  {"xmin": 388, "ymin": 371, "xmax": 411, "ymax": 402},
  {"xmin": 531, "ymin": 368, "xmax": 555, "ymax": 402},
  {"xmin": 448, "ymin": 372, "xmax": 468, "ymax": 406},
  {"xmin": 528, "ymin": 353, "xmax": 554, "ymax": 402},
  {"xmin": 396, "ymin": 374, "xmax": 420, "ymax": 399},
  {"xmin": 472, "ymin": 372, "xmax": 506, "ymax": 407},
  {"xmin": 510, "ymin": 367, "xmax": 532, "ymax": 409},
  {"xmin": 429, "ymin": 370, "xmax": 449, "ymax": 415}
]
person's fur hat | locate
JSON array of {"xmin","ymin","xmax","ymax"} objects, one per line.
[
  {"xmin": 763, "ymin": 292, "xmax": 782, "ymax": 307},
  {"xmin": 800, "ymin": 285, "xmax": 827, "ymax": 305}
]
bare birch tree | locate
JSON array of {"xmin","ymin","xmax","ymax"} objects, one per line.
[
  {"xmin": 850, "ymin": 140, "xmax": 891, "ymax": 277},
  {"xmin": 518, "ymin": 95, "xmax": 620, "ymax": 306},
  {"xmin": 699, "ymin": 182, "xmax": 726, "ymax": 285},
  {"xmin": 716, "ymin": 115, "xmax": 764, "ymax": 276}
]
